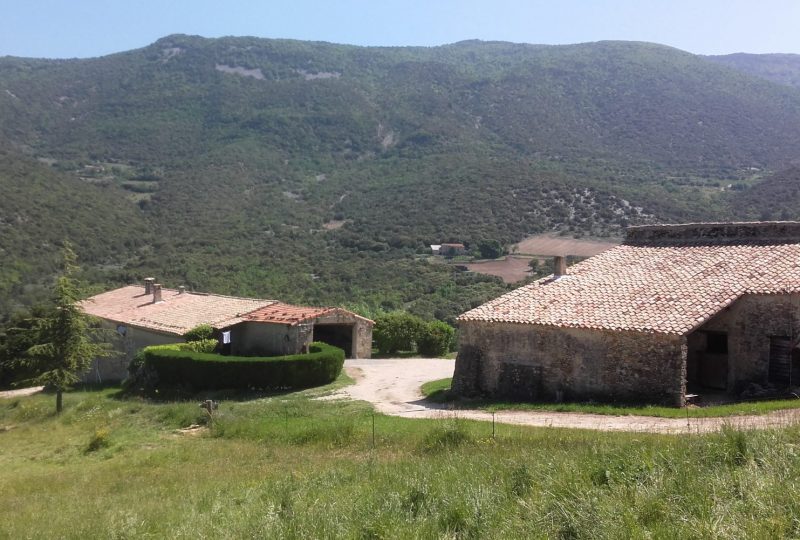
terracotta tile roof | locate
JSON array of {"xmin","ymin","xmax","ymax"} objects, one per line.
[
  {"xmin": 245, "ymin": 303, "xmax": 335, "ymax": 324},
  {"xmin": 245, "ymin": 302, "xmax": 373, "ymax": 325},
  {"xmin": 80, "ymin": 285, "xmax": 276, "ymax": 335},
  {"xmin": 459, "ymin": 222, "xmax": 800, "ymax": 335}
]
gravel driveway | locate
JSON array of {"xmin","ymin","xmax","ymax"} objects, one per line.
[{"xmin": 343, "ymin": 359, "xmax": 800, "ymax": 434}]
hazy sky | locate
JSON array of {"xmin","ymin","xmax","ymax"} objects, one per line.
[{"xmin": 2, "ymin": 0, "xmax": 799, "ymax": 58}]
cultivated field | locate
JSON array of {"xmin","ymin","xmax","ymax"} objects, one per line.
[
  {"xmin": 514, "ymin": 233, "xmax": 620, "ymax": 256},
  {"xmin": 464, "ymin": 256, "xmax": 532, "ymax": 283}
]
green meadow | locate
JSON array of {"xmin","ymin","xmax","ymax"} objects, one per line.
[{"xmin": 2, "ymin": 378, "xmax": 800, "ymax": 539}]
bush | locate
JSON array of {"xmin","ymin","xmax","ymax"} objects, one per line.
[
  {"xmin": 140, "ymin": 342, "xmax": 344, "ymax": 391},
  {"xmin": 183, "ymin": 324, "xmax": 213, "ymax": 342},
  {"xmin": 177, "ymin": 339, "xmax": 218, "ymax": 353},
  {"xmin": 417, "ymin": 321, "xmax": 455, "ymax": 357},
  {"xmin": 85, "ymin": 428, "xmax": 110, "ymax": 453},
  {"xmin": 374, "ymin": 312, "xmax": 426, "ymax": 354}
]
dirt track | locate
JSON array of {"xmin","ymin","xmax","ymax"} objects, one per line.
[
  {"xmin": 0, "ymin": 386, "xmax": 44, "ymax": 399},
  {"xmin": 343, "ymin": 359, "xmax": 800, "ymax": 434}
]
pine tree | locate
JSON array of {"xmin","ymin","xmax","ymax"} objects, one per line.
[{"xmin": 24, "ymin": 243, "xmax": 109, "ymax": 413}]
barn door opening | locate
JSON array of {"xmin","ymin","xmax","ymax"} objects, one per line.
[
  {"xmin": 313, "ymin": 324, "xmax": 354, "ymax": 358},
  {"xmin": 697, "ymin": 331, "xmax": 729, "ymax": 390},
  {"xmin": 769, "ymin": 336, "xmax": 792, "ymax": 386}
]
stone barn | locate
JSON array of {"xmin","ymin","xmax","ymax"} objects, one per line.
[
  {"xmin": 80, "ymin": 281, "xmax": 373, "ymax": 382},
  {"xmin": 453, "ymin": 222, "xmax": 800, "ymax": 406}
]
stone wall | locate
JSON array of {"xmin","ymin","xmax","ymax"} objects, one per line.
[
  {"xmin": 315, "ymin": 311, "xmax": 373, "ymax": 359},
  {"xmin": 231, "ymin": 322, "xmax": 306, "ymax": 357},
  {"xmin": 626, "ymin": 221, "xmax": 800, "ymax": 246},
  {"xmin": 454, "ymin": 321, "xmax": 686, "ymax": 406},
  {"xmin": 690, "ymin": 293, "xmax": 800, "ymax": 392},
  {"xmin": 81, "ymin": 321, "xmax": 181, "ymax": 383}
]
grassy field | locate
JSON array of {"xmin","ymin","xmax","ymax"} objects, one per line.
[
  {"xmin": 421, "ymin": 377, "xmax": 800, "ymax": 418},
  {"xmin": 3, "ymin": 379, "xmax": 800, "ymax": 538}
]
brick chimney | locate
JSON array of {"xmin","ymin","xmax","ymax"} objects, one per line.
[
  {"xmin": 152, "ymin": 283, "xmax": 163, "ymax": 303},
  {"xmin": 144, "ymin": 277, "xmax": 155, "ymax": 295},
  {"xmin": 553, "ymin": 256, "xmax": 567, "ymax": 277}
]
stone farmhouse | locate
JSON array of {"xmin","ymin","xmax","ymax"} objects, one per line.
[
  {"xmin": 80, "ymin": 280, "xmax": 373, "ymax": 382},
  {"xmin": 453, "ymin": 222, "xmax": 800, "ymax": 406}
]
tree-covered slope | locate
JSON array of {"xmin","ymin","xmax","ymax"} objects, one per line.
[
  {"xmin": 3, "ymin": 35, "xmax": 800, "ymax": 320},
  {"xmin": 706, "ymin": 53, "xmax": 800, "ymax": 90}
]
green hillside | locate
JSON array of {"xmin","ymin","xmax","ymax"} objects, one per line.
[
  {"xmin": 3, "ymin": 35, "xmax": 800, "ymax": 320},
  {"xmin": 706, "ymin": 53, "xmax": 800, "ymax": 90}
]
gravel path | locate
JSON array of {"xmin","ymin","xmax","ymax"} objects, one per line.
[
  {"xmin": 343, "ymin": 359, "xmax": 800, "ymax": 434},
  {"xmin": 0, "ymin": 386, "xmax": 44, "ymax": 399}
]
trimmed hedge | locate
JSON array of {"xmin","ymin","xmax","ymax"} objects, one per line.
[{"xmin": 141, "ymin": 342, "xmax": 344, "ymax": 391}]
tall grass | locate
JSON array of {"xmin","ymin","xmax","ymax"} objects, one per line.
[{"xmin": 2, "ymin": 380, "xmax": 800, "ymax": 538}]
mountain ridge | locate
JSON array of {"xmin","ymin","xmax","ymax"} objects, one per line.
[{"xmin": 2, "ymin": 35, "xmax": 800, "ymax": 320}]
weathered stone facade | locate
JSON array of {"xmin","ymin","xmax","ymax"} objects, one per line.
[
  {"xmin": 454, "ymin": 321, "xmax": 686, "ymax": 406},
  {"xmin": 688, "ymin": 294, "xmax": 800, "ymax": 393},
  {"xmin": 81, "ymin": 321, "xmax": 181, "ymax": 383}
]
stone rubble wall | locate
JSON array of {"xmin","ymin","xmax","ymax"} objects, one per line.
[{"xmin": 454, "ymin": 321, "xmax": 686, "ymax": 406}]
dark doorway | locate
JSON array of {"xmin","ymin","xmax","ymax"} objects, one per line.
[
  {"xmin": 699, "ymin": 331, "xmax": 729, "ymax": 390},
  {"xmin": 314, "ymin": 324, "xmax": 354, "ymax": 358},
  {"xmin": 687, "ymin": 331, "xmax": 729, "ymax": 391},
  {"xmin": 769, "ymin": 336, "xmax": 792, "ymax": 385}
]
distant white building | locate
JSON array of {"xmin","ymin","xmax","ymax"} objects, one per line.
[{"xmin": 430, "ymin": 244, "xmax": 442, "ymax": 255}]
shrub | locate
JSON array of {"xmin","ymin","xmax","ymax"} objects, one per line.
[
  {"xmin": 85, "ymin": 428, "xmax": 110, "ymax": 453},
  {"xmin": 177, "ymin": 339, "xmax": 218, "ymax": 353},
  {"xmin": 374, "ymin": 312, "xmax": 426, "ymax": 354},
  {"xmin": 140, "ymin": 342, "xmax": 344, "ymax": 391},
  {"xmin": 417, "ymin": 321, "xmax": 455, "ymax": 357},
  {"xmin": 183, "ymin": 324, "xmax": 214, "ymax": 342}
]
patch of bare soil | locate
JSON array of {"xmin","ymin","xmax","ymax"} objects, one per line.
[
  {"xmin": 515, "ymin": 233, "xmax": 619, "ymax": 256},
  {"xmin": 342, "ymin": 359, "xmax": 800, "ymax": 434},
  {"xmin": 215, "ymin": 64, "xmax": 265, "ymax": 80},
  {"xmin": 174, "ymin": 424, "xmax": 208, "ymax": 436},
  {"xmin": 0, "ymin": 386, "xmax": 44, "ymax": 399},
  {"xmin": 465, "ymin": 256, "xmax": 532, "ymax": 283},
  {"xmin": 323, "ymin": 220, "xmax": 346, "ymax": 230}
]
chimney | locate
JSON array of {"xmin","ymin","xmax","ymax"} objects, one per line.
[
  {"xmin": 553, "ymin": 256, "xmax": 567, "ymax": 277},
  {"xmin": 178, "ymin": 285, "xmax": 186, "ymax": 294},
  {"xmin": 144, "ymin": 277, "xmax": 155, "ymax": 295},
  {"xmin": 152, "ymin": 283, "xmax": 163, "ymax": 303}
]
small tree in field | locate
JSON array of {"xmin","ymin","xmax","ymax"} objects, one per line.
[{"xmin": 23, "ymin": 244, "xmax": 109, "ymax": 413}]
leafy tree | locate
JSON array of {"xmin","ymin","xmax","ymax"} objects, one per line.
[
  {"xmin": 0, "ymin": 306, "xmax": 48, "ymax": 389},
  {"xmin": 477, "ymin": 240, "xmax": 504, "ymax": 260},
  {"xmin": 21, "ymin": 244, "xmax": 110, "ymax": 413}
]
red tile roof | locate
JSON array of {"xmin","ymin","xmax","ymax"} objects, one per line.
[
  {"xmin": 245, "ymin": 302, "xmax": 373, "ymax": 325},
  {"xmin": 459, "ymin": 222, "xmax": 800, "ymax": 335},
  {"xmin": 80, "ymin": 285, "xmax": 276, "ymax": 335},
  {"xmin": 245, "ymin": 302, "xmax": 336, "ymax": 324},
  {"xmin": 80, "ymin": 286, "xmax": 373, "ymax": 334}
]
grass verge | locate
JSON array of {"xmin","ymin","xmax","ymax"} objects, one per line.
[
  {"xmin": 421, "ymin": 377, "xmax": 800, "ymax": 418},
  {"xmin": 3, "ymin": 375, "xmax": 800, "ymax": 538}
]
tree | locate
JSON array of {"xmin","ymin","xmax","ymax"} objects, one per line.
[
  {"xmin": 477, "ymin": 239, "xmax": 504, "ymax": 260},
  {"xmin": 22, "ymin": 244, "xmax": 110, "ymax": 413},
  {"xmin": 0, "ymin": 306, "xmax": 49, "ymax": 389}
]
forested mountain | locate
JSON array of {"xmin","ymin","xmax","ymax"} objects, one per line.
[
  {"xmin": 3, "ymin": 35, "xmax": 800, "ymax": 321},
  {"xmin": 706, "ymin": 53, "xmax": 800, "ymax": 90}
]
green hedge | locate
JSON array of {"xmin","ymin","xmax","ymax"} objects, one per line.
[{"xmin": 141, "ymin": 342, "xmax": 344, "ymax": 391}]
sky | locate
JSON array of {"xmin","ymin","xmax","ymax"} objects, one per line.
[{"xmin": 1, "ymin": 0, "xmax": 799, "ymax": 59}]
